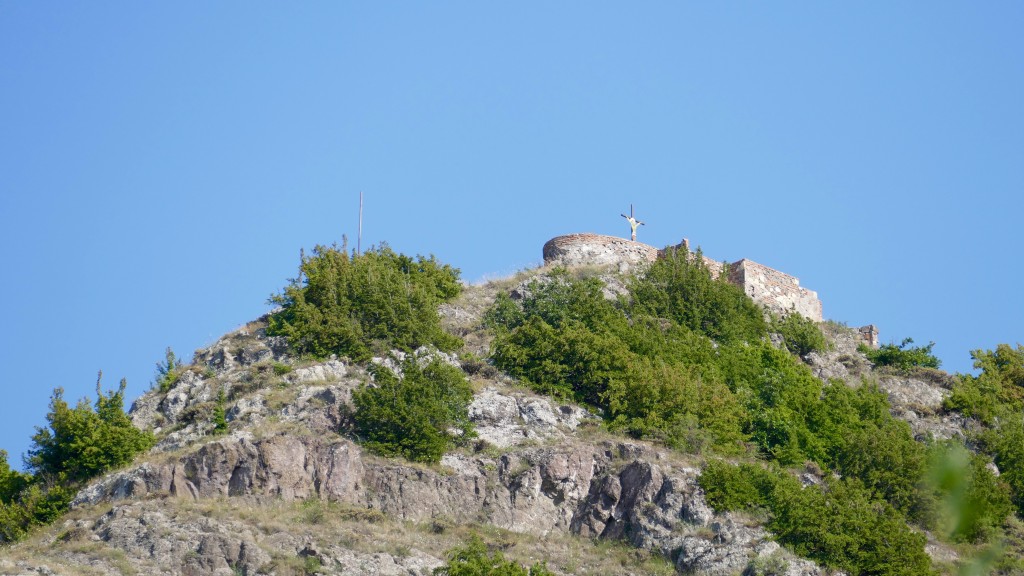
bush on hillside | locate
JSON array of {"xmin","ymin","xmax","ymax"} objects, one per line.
[
  {"xmin": 433, "ymin": 536, "xmax": 555, "ymax": 576},
  {"xmin": 489, "ymin": 272, "xmax": 747, "ymax": 452},
  {"xmin": 268, "ymin": 244, "xmax": 462, "ymax": 362},
  {"xmin": 0, "ymin": 482, "xmax": 74, "ymax": 543},
  {"xmin": 630, "ymin": 246, "xmax": 767, "ymax": 344},
  {"xmin": 352, "ymin": 356, "xmax": 474, "ymax": 463},
  {"xmin": 946, "ymin": 343, "xmax": 1024, "ymax": 424},
  {"xmin": 27, "ymin": 375, "xmax": 155, "ymax": 483},
  {"xmin": 861, "ymin": 337, "xmax": 941, "ymax": 372},
  {"xmin": 700, "ymin": 460, "xmax": 933, "ymax": 576},
  {"xmin": 0, "ymin": 452, "xmax": 29, "ymax": 506},
  {"xmin": 770, "ymin": 313, "xmax": 828, "ymax": 357},
  {"xmin": 944, "ymin": 344, "xmax": 1024, "ymax": 518},
  {"xmin": 154, "ymin": 346, "xmax": 184, "ymax": 393},
  {"xmin": 2, "ymin": 373, "xmax": 152, "ymax": 543},
  {"xmin": 926, "ymin": 443, "xmax": 1014, "ymax": 543}
]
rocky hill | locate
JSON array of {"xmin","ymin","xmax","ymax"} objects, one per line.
[{"xmin": 0, "ymin": 254, "xmax": 1009, "ymax": 576}]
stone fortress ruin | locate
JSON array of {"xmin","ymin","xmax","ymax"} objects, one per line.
[{"xmin": 542, "ymin": 232, "xmax": 824, "ymax": 322}]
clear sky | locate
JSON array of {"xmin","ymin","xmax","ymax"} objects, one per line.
[{"xmin": 2, "ymin": 3, "xmax": 1022, "ymax": 468}]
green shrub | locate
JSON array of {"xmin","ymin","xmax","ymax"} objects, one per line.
[
  {"xmin": 927, "ymin": 444, "xmax": 1013, "ymax": 543},
  {"xmin": 769, "ymin": 475, "xmax": 932, "ymax": 576},
  {"xmin": 630, "ymin": 246, "xmax": 767, "ymax": 344},
  {"xmin": 699, "ymin": 460, "xmax": 776, "ymax": 511},
  {"xmin": 353, "ymin": 357, "xmax": 474, "ymax": 463},
  {"xmin": 978, "ymin": 414, "xmax": 1024, "ymax": 518},
  {"xmin": 943, "ymin": 344, "xmax": 1024, "ymax": 518},
  {"xmin": 716, "ymin": 343, "xmax": 826, "ymax": 465},
  {"xmin": 433, "ymin": 536, "xmax": 554, "ymax": 576},
  {"xmin": 604, "ymin": 358, "xmax": 746, "ymax": 454},
  {"xmin": 2, "ymin": 372, "xmax": 153, "ymax": 544},
  {"xmin": 492, "ymin": 316, "xmax": 635, "ymax": 405},
  {"xmin": 701, "ymin": 461, "xmax": 933, "ymax": 576},
  {"xmin": 27, "ymin": 374, "xmax": 155, "ymax": 483},
  {"xmin": 268, "ymin": 244, "xmax": 462, "ymax": 362},
  {"xmin": 0, "ymin": 451, "xmax": 30, "ymax": 505},
  {"xmin": 946, "ymin": 344, "xmax": 1024, "ymax": 424},
  {"xmin": 0, "ymin": 481, "xmax": 73, "ymax": 543},
  {"xmin": 770, "ymin": 313, "xmax": 827, "ymax": 357},
  {"xmin": 211, "ymin": 389, "xmax": 228, "ymax": 435},
  {"xmin": 860, "ymin": 337, "xmax": 940, "ymax": 372},
  {"xmin": 154, "ymin": 347, "xmax": 183, "ymax": 393},
  {"xmin": 490, "ymin": 273, "xmax": 748, "ymax": 452}
]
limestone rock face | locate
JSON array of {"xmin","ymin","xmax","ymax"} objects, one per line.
[
  {"xmin": 69, "ymin": 429, "xmax": 821, "ymax": 574},
  {"xmin": 468, "ymin": 386, "xmax": 594, "ymax": 448}
]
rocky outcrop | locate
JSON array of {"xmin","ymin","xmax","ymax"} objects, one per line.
[
  {"xmin": 72, "ymin": 428, "xmax": 821, "ymax": 575},
  {"xmin": 469, "ymin": 386, "xmax": 595, "ymax": 448}
]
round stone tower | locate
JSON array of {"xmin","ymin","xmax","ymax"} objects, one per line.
[{"xmin": 542, "ymin": 233, "xmax": 658, "ymax": 271}]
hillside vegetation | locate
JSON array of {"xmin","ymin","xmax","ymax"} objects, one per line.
[{"xmin": 2, "ymin": 242, "xmax": 1023, "ymax": 576}]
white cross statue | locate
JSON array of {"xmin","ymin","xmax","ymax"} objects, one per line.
[{"xmin": 621, "ymin": 205, "xmax": 644, "ymax": 241}]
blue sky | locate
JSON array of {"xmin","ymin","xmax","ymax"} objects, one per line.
[{"xmin": 2, "ymin": 3, "xmax": 1022, "ymax": 467}]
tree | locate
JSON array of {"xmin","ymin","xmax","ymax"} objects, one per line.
[
  {"xmin": 0, "ymin": 451, "xmax": 29, "ymax": 505},
  {"xmin": 27, "ymin": 373, "xmax": 154, "ymax": 483},
  {"xmin": 630, "ymin": 246, "xmax": 767, "ymax": 345},
  {"xmin": 861, "ymin": 338, "xmax": 940, "ymax": 372},
  {"xmin": 268, "ymin": 244, "xmax": 462, "ymax": 361},
  {"xmin": 353, "ymin": 357, "xmax": 474, "ymax": 463},
  {"xmin": 770, "ymin": 312, "xmax": 827, "ymax": 357}
]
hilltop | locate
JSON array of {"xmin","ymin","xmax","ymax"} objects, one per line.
[{"xmin": 1, "ymin": 241, "xmax": 1022, "ymax": 576}]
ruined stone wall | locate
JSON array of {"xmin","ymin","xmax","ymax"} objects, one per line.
[
  {"xmin": 542, "ymin": 233, "xmax": 824, "ymax": 322},
  {"xmin": 542, "ymin": 233, "xmax": 659, "ymax": 272},
  {"xmin": 729, "ymin": 259, "xmax": 823, "ymax": 321}
]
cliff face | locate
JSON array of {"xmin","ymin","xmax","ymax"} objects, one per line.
[{"xmin": 0, "ymin": 271, "xmax": 962, "ymax": 576}]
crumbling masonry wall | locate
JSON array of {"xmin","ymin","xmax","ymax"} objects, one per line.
[
  {"xmin": 542, "ymin": 233, "xmax": 823, "ymax": 322},
  {"xmin": 542, "ymin": 233, "xmax": 658, "ymax": 272},
  {"xmin": 728, "ymin": 259, "xmax": 822, "ymax": 321}
]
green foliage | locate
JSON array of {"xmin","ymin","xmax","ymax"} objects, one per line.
[
  {"xmin": 27, "ymin": 374, "xmax": 155, "ymax": 483},
  {"xmin": 861, "ymin": 337, "xmax": 941, "ymax": 372},
  {"xmin": 943, "ymin": 344, "xmax": 1024, "ymax": 519},
  {"xmin": 717, "ymin": 343, "xmax": 826, "ymax": 465},
  {"xmin": 630, "ymin": 246, "xmax": 767, "ymax": 344},
  {"xmin": 814, "ymin": 382, "xmax": 933, "ymax": 523},
  {"xmin": 604, "ymin": 357, "xmax": 746, "ymax": 454},
  {"xmin": 489, "ymin": 272, "xmax": 747, "ymax": 452},
  {"xmin": 212, "ymin": 389, "xmax": 228, "ymax": 435},
  {"xmin": 492, "ymin": 315, "xmax": 634, "ymax": 405},
  {"xmin": 353, "ymin": 356, "xmax": 474, "ymax": 463},
  {"xmin": 770, "ymin": 476, "xmax": 932, "ymax": 576},
  {"xmin": 946, "ymin": 344, "xmax": 1024, "ymax": 424},
  {"xmin": 0, "ymin": 481, "xmax": 73, "ymax": 543},
  {"xmin": 699, "ymin": 460, "xmax": 777, "ymax": 511},
  {"xmin": 268, "ymin": 244, "xmax": 463, "ymax": 362},
  {"xmin": 770, "ymin": 313, "xmax": 828, "ymax": 357},
  {"xmin": 0, "ymin": 451, "xmax": 30, "ymax": 505},
  {"xmin": 927, "ymin": 443, "xmax": 1013, "ymax": 543},
  {"xmin": 155, "ymin": 346, "xmax": 183, "ymax": 393},
  {"xmin": 433, "ymin": 536, "xmax": 554, "ymax": 576},
  {"xmin": 701, "ymin": 461, "xmax": 933, "ymax": 576}
]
